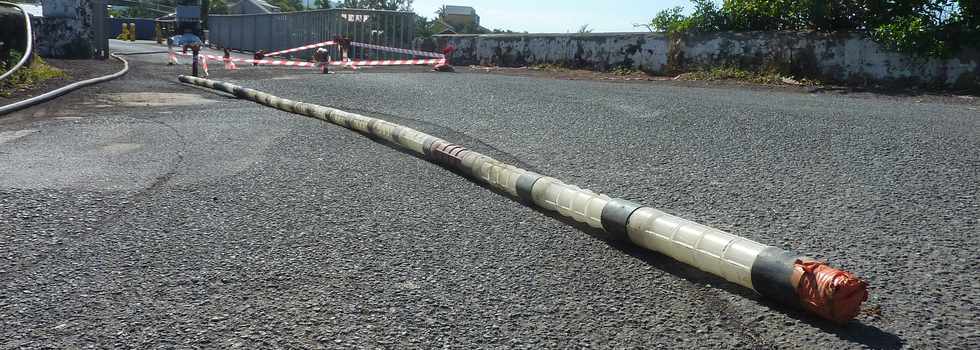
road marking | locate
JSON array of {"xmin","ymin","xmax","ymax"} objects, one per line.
[
  {"xmin": 0, "ymin": 129, "xmax": 38, "ymax": 145},
  {"xmin": 101, "ymin": 92, "xmax": 216, "ymax": 107},
  {"xmin": 100, "ymin": 142, "xmax": 142, "ymax": 153}
]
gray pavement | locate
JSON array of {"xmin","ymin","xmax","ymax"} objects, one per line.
[{"xmin": 0, "ymin": 40, "xmax": 978, "ymax": 349}]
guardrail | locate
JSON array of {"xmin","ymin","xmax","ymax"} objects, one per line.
[{"xmin": 0, "ymin": 1, "xmax": 34, "ymax": 81}]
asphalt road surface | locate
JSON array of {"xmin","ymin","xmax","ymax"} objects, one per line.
[{"xmin": 1, "ymin": 41, "xmax": 978, "ymax": 349}]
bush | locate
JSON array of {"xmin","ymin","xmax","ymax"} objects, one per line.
[
  {"xmin": 647, "ymin": 0, "xmax": 725, "ymax": 33},
  {"xmin": 640, "ymin": 0, "xmax": 979, "ymax": 58},
  {"xmin": 679, "ymin": 66, "xmax": 819, "ymax": 85},
  {"xmin": 649, "ymin": 7, "xmax": 686, "ymax": 32},
  {"xmin": 872, "ymin": 15, "xmax": 951, "ymax": 58},
  {"xmin": 0, "ymin": 52, "xmax": 67, "ymax": 97}
]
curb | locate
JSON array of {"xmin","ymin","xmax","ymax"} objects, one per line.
[
  {"xmin": 177, "ymin": 74, "xmax": 870, "ymax": 324},
  {"xmin": 0, "ymin": 53, "xmax": 129, "ymax": 116}
]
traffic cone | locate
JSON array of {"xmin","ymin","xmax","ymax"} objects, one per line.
[
  {"xmin": 168, "ymin": 49, "xmax": 179, "ymax": 65},
  {"xmin": 433, "ymin": 44, "xmax": 455, "ymax": 72},
  {"xmin": 253, "ymin": 50, "xmax": 266, "ymax": 66},
  {"xmin": 433, "ymin": 59, "xmax": 454, "ymax": 72},
  {"xmin": 224, "ymin": 49, "xmax": 237, "ymax": 70},
  {"xmin": 314, "ymin": 48, "xmax": 329, "ymax": 74},
  {"xmin": 200, "ymin": 54, "xmax": 209, "ymax": 77}
]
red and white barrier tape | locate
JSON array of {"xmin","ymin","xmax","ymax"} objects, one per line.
[
  {"xmin": 176, "ymin": 52, "xmax": 316, "ymax": 68},
  {"xmin": 203, "ymin": 54, "xmax": 320, "ymax": 67},
  {"xmin": 177, "ymin": 52, "xmax": 446, "ymax": 70},
  {"xmin": 350, "ymin": 42, "xmax": 445, "ymax": 58},
  {"xmin": 335, "ymin": 58, "xmax": 446, "ymax": 67},
  {"xmin": 264, "ymin": 40, "xmax": 337, "ymax": 57}
]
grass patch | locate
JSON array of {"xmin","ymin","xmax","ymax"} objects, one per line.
[
  {"xmin": 531, "ymin": 63, "xmax": 645, "ymax": 77},
  {"xmin": 679, "ymin": 66, "xmax": 820, "ymax": 86},
  {"xmin": 610, "ymin": 66, "xmax": 639, "ymax": 76},
  {"xmin": 529, "ymin": 63, "xmax": 571, "ymax": 72},
  {"xmin": 1, "ymin": 52, "xmax": 68, "ymax": 97}
]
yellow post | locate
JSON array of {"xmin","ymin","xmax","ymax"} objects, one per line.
[
  {"xmin": 155, "ymin": 22, "xmax": 163, "ymax": 44},
  {"xmin": 117, "ymin": 23, "xmax": 127, "ymax": 40},
  {"xmin": 130, "ymin": 23, "xmax": 136, "ymax": 41}
]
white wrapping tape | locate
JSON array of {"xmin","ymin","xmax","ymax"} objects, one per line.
[{"xmin": 626, "ymin": 207, "xmax": 766, "ymax": 289}]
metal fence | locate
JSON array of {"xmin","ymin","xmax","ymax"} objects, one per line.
[{"xmin": 209, "ymin": 9, "xmax": 417, "ymax": 60}]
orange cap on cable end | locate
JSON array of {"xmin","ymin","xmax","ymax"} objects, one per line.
[{"xmin": 793, "ymin": 260, "xmax": 869, "ymax": 324}]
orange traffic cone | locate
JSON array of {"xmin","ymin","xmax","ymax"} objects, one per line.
[
  {"xmin": 199, "ymin": 54, "xmax": 209, "ymax": 77},
  {"xmin": 223, "ymin": 49, "xmax": 237, "ymax": 70},
  {"xmin": 433, "ymin": 45, "xmax": 455, "ymax": 72},
  {"xmin": 168, "ymin": 50, "xmax": 179, "ymax": 65}
]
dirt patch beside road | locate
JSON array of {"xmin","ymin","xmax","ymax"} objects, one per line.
[
  {"xmin": 464, "ymin": 65, "xmax": 980, "ymax": 106},
  {"xmin": 0, "ymin": 58, "xmax": 123, "ymax": 105}
]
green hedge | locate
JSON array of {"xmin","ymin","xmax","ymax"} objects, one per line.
[{"xmin": 644, "ymin": 0, "xmax": 979, "ymax": 58}]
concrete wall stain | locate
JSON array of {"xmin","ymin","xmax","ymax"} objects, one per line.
[
  {"xmin": 33, "ymin": 0, "xmax": 97, "ymax": 59},
  {"xmin": 429, "ymin": 31, "xmax": 978, "ymax": 89}
]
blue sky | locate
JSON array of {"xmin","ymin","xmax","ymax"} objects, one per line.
[{"xmin": 410, "ymin": 0, "xmax": 691, "ymax": 33}]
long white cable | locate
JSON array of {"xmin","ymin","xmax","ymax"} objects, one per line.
[
  {"xmin": 0, "ymin": 53, "xmax": 129, "ymax": 116},
  {"xmin": 0, "ymin": 2, "xmax": 34, "ymax": 82}
]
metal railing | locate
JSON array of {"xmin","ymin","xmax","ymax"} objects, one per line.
[{"xmin": 209, "ymin": 9, "xmax": 417, "ymax": 60}]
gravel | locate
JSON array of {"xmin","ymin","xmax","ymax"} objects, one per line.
[{"xmin": 0, "ymin": 41, "xmax": 977, "ymax": 349}]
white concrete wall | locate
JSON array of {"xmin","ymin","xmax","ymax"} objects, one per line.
[
  {"xmin": 434, "ymin": 33, "xmax": 670, "ymax": 72},
  {"xmin": 431, "ymin": 32, "xmax": 978, "ymax": 88}
]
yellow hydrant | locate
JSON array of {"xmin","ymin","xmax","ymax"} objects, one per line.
[
  {"xmin": 117, "ymin": 23, "xmax": 129, "ymax": 40},
  {"xmin": 155, "ymin": 22, "xmax": 163, "ymax": 44}
]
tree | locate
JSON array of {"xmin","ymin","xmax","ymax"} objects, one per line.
[
  {"xmin": 577, "ymin": 24, "xmax": 593, "ymax": 33},
  {"xmin": 210, "ymin": 0, "xmax": 229, "ymax": 14},
  {"xmin": 640, "ymin": 0, "xmax": 978, "ymax": 57},
  {"xmin": 491, "ymin": 28, "xmax": 525, "ymax": 34},
  {"xmin": 120, "ymin": 4, "xmax": 161, "ymax": 18},
  {"xmin": 641, "ymin": 6, "xmax": 684, "ymax": 32},
  {"xmin": 416, "ymin": 15, "xmax": 433, "ymax": 37},
  {"xmin": 270, "ymin": 0, "xmax": 303, "ymax": 12},
  {"xmin": 314, "ymin": 0, "xmax": 332, "ymax": 9},
  {"xmin": 341, "ymin": 0, "xmax": 412, "ymax": 11}
]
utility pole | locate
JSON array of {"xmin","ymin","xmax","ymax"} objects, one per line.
[
  {"xmin": 200, "ymin": 0, "xmax": 209, "ymax": 30},
  {"xmin": 175, "ymin": 0, "xmax": 204, "ymax": 76}
]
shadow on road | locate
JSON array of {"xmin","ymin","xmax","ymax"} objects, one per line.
[
  {"xmin": 531, "ymin": 200, "xmax": 904, "ymax": 350},
  {"xmin": 206, "ymin": 83, "xmax": 906, "ymax": 349},
  {"xmin": 355, "ymin": 132, "xmax": 904, "ymax": 350}
]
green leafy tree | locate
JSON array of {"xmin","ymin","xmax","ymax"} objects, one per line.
[
  {"xmin": 314, "ymin": 0, "xmax": 332, "ymax": 9},
  {"xmin": 642, "ymin": 6, "xmax": 684, "ymax": 32},
  {"xmin": 641, "ymin": 0, "xmax": 978, "ymax": 57},
  {"xmin": 271, "ymin": 0, "xmax": 304, "ymax": 12},
  {"xmin": 416, "ymin": 15, "xmax": 433, "ymax": 37},
  {"xmin": 120, "ymin": 4, "xmax": 160, "ymax": 18},
  {"xmin": 209, "ymin": 0, "xmax": 229, "ymax": 14},
  {"xmin": 341, "ymin": 0, "xmax": 412, "ymax": 11}
]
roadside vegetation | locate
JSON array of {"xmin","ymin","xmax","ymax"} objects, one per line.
[
  {"xmin": 610, "ymin": 66, "xmax": 639, "ymax": 76},
  {"xmin": 676, "ymin": 66, "xmax": 820, "ymax": 85},
  {"xmin": 630, "ymin": 0, "xmax": 978, "ymax": 87},
  {"xmin": 640, "ymin": 0, "xmax": 979, "ymax": 59},
  {"xmin": 0, "ymin": 51, "xmax": 67, "ymax": 97}
]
